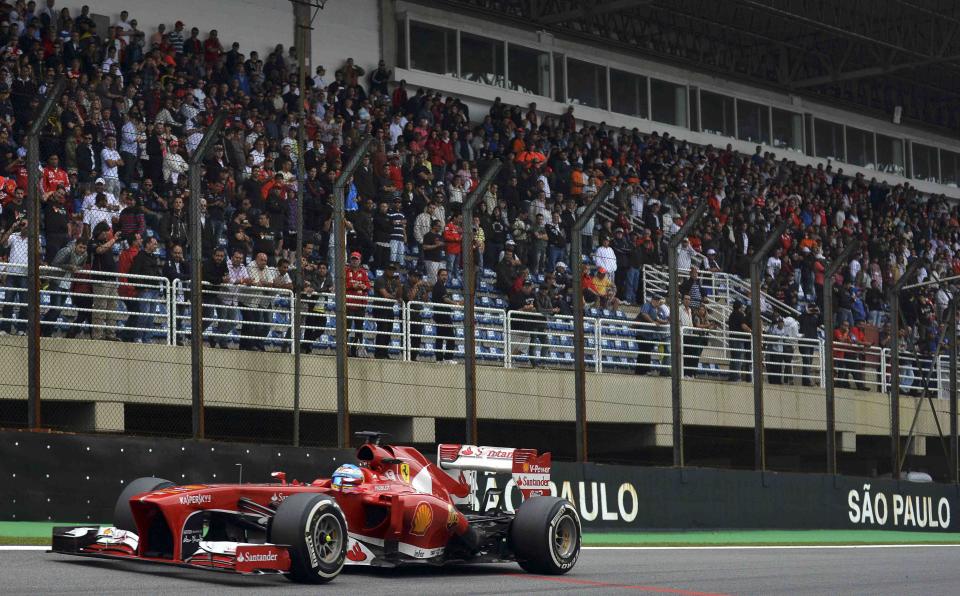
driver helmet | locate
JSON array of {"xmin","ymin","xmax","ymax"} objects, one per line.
[{"xmin": 331, "ymin": 463, "xmax": 364, "ymax": 489}]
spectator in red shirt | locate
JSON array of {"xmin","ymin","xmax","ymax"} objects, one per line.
[
  {"xmin": 203, "ymin": 30, "xmax": 223, "ymax": 66},
  {"xmin": 41, "ymin": 154, "xmax": 69, "ymax": 195},
  {"xmin": 344, "ymin": 251, "xmax": 371, "ymax": 356},
  {"xmin": 443, "ymin": 213, "xmax": 463, "ymax": 277}
]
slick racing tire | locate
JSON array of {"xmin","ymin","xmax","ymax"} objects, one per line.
[
  {"xmin": 113, "ymin": 477, "xmax": 174, "ymax": 532},
  {"xmin": 510, "ymin": 496, "xmax": 581, "ymax": 575},
  {"xmin": 269, "ymin": 493, "xmax": 348, "ymax": 583}
]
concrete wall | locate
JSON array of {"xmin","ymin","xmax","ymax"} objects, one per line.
[
  {"xmin": 0, "ymin": 337, "xmax": 948, "ymax": 453},
  {"xmin": 82, "ymin": 0, "xmax": 382, "ymax": 73}
]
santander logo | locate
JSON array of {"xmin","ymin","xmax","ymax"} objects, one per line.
[{"xmin": 346, "ymin": 542, "xmax": 367, "ymax": 562}]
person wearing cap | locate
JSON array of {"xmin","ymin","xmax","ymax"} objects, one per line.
[
  {"xmin": 163, "ymin": 138, "xmax": 189, "ymax": 184},
  {"xmin": 704, "ymin": 248, "xmax": 722, "ymax": 273},
  {"xmin": 635, "ymin": 293, "xmax": 668, "ymax": 375},
  {"xmin": 345, "ymin": 251, "xmax": 371, "ymax": 357},
  {"xmin": 593, "ymin": 235, "xmax": 617, "ymax": 277}
]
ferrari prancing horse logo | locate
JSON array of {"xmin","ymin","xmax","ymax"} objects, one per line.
[{"xmin": 399, "ymin": 463, "xmax": 410, "ymax": 484}]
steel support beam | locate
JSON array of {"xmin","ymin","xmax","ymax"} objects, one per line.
[
  {"xmin": 950, "ymin": 298, "xmax": 958, "ymax": 485},
  {"xmin": 822, "ymin": 239, "xmax": 860, "ymax": 475},
  {"xmin": 333, "ymin": 136, "xmax": 374, "ymax": 449},
  {"xmin": 292, "ymin": 6, "xmax": 308, "ymax": 447},
  {"xmin": 25, "ymin": 76, "xmax": 65, "ymax": 431},
  {"xmin": 666, "ymin": 200, "xmax": 708, "ymax": 468},
  {"xmin": 888, "ymin": 258, "xmax": 923, "ymax": 480},
  {"xmin": 461, "ymin": 161, "xmax": 503, "ymax": 446},
  {"xmin": 188, "ymin": 110, "xmax": 228, "ymax": 440},
  {"xmin": 570, "ymin": 182, "xmax": 612, "ymax": 463},
  {"xmin": 749, "ymin": 219, "xmax": 791, "ymax": 472}
]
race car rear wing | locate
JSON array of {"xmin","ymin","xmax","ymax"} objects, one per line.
[{"xmin": 436, "ymin": 444, "xmax": 551, "ymax": 501}]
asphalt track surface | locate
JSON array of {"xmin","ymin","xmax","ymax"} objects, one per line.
[{"xmin": 3, "ymin": 545, "xmax": 960, "ymax": 595}]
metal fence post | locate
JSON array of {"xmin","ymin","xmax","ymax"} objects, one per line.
[
  {"xmin": 822, "ymin": 239, "xmax": 859, "ymax": 475},
  {"xmin": 333, "ymin": 136, "xmax": 374, "ymax": 448},
  {"xmin": 888, "ymin": 258, "xmax": 922, "ymax": 480},
  {"xmin": 950, "ymin": 299, "xmax": 958, "ymax": 484},
  {"xmin": 667, "ymin": 200, "xmax": 707, "ymax": 468},
  {"xmin": 25, "ymin": 76, "xmax": 65, "ymax": 431},
  {"xmin": 570, "ymin": 182, "xmax": 612, "ymax": 463},
  {"xmin": 188, "ymin": 110, "xmax": 227, "ymax": 440},
  {"xmin": 461, "ymin": 160, "xmax": 502, "ymax": 445},
  {"xmin": 749, "ymin": 219, "xmax": 791, "ymax": 472}
]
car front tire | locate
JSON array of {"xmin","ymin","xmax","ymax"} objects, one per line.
[{"xmin": 268, "ymin": 493, "xmax": 348, "ymax": 583}]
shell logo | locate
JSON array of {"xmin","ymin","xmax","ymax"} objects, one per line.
[
  {"xmin": 410, "ymin": 502, "xmax": 433, "ymax": 536},
  {"xmin": 445, "ymin": 504, "xmax": 458, "ymax": 531}
]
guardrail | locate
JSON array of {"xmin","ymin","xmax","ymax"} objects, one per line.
[
  {"xmin": 2, "ymin": 265, "xmax": 171, "ymax": 343},
  {"xmin": 172, "ymin": 279, "xmax": 295, "ymax": 350},
  {"xmin": 10, "ymin": 269, "xmax": 954, "ymax": 397}
]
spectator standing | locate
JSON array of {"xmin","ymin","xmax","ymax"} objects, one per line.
[
  {"xmin": 225, "ymin": 250, "xmax": 252, "ymax": 348},
  {"xmin": 87, "ymin": 224, "xmax": 119, "ymax": 341},
  {"xmin": 344, "ymin": 251, "xmax": 371, "ymax": 356},
  {"xmin": 372, "ymin": 263, "xmax": 401, "ymax": 359},
  {"xmin": 243, "ymin": 252, "xmax": 277, "ymax": 351},
  {"xmin": 443, "ymin": 213, "xmax": 463, "ymax": 278},
  {"xmin": 43, "ymin": 240, "xmax": 88, "ymax": 336},
  {"xmin": 726, "ymin": 300, "xmax": 752, "ymax": 382},
  {"xmin": 431, "ymin": 268, "xmax": 458, "ymax": 363},
  {"xmin": 128, "ymin": 236, "xmax": 163, "ymax": 343},
  {"xmin": 0, "ymin": 218, "xmax": 29, "ymax": 334},
  {"xmin": 593, "ymin": 235, "xmax": 617, "ymax": 276},
  {"xmin": 635, "ymin": 293, "xmax": 668, "ymax": 375},
  {"xmin": 403, "ymin": 269, "xmax": 430, "ymax": 361},
  {"xmin": 421, "ymin": 219, "xmax": 444, "ymax": 284}
]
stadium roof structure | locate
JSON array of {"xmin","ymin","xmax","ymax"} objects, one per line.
[{"xmin": 423, "ymin": 0, "xmax": 960, "ymax": 135}]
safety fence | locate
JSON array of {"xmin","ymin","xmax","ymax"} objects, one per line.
[
  {"xmin": 1, "ymin": 265, "xmax": 171, "ymax": 343},
  {"xmin": 2, "ymin": 265, "xmax": 955, "ymax": 399}
]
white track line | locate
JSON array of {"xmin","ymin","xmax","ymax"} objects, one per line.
[
  {"xmin": 5, "ymin": 544, "xmax": 960, "ymax": 552},
  {"xmin": 584, "ymin": 544, "xmax": 960, "ymax": 550}
]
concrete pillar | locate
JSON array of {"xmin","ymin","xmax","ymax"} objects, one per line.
[
  {"xmin": 639, "ymin": 424, "xmax": 674, "ymax": 448},
  {"xmin": 92, "ymin": 402, "xmax": 125, "ymax": 433},
  {"xmin": 411, "ymin": 417, "xmax": 435, "ymax": 444},
  {"xmin": 840, "ymin": 431, "xmax": 857, "ymax": 453}
]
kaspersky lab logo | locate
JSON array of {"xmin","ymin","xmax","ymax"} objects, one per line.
[{"xmin": 237, "ymin": 551, "xmax": 279, "ymax": 563}]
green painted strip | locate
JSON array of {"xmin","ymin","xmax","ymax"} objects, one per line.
[
  {"xmin": 582, "ymin": 529, "xmax": 960, "ymax": 546},
  {"xmin": 4, "ymin": 522, "xmax": 960, "ymax": 546}
]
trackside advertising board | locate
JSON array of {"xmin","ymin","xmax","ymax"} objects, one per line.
[
  {"xmin": 474, "ymin": 463, "xmax": 960, "ymax": 531},
  {"xmin": 2, "ymin": 431, "xmax": 958, "ymax": 530}
]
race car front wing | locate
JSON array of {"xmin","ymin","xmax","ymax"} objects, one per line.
[{"xmin": 50, "ymin": 526, "xmax": 292, "ymax": 575}]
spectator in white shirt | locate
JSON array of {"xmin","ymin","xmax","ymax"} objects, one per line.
[
  {"xmin": 0, "ymin": 218, "xmax": 29, "ymax": 334},
  {"xmin": 593, "ymin": 236, "xmax": 617, "ymax": 275},
  {"xmin": 82, "ymin": 178, "xmax": 120, "ymax": 211},
  {"xmin": 766, "ymin": 248, "xmax": 783, "ymax": 280},
  {"xmin": 100, "ymin": 135, "xmax": 123, "ymax": 196}
]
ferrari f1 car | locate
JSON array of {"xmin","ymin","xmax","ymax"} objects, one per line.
[{"xmin": 51, "ymin": 432, "xmax": 581, "ymax": 583}]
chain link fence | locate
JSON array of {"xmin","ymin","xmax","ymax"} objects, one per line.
[{"xmin": 9, "ymin": 254, "xmax": 958, "ymax": 482}]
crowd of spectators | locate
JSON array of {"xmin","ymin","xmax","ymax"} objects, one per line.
[{"xmin": 0, "ymin": 2, "xmax": 957, "ymax": 373}]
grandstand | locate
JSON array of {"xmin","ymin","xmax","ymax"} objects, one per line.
[{"xmin": 0, "ymin": 0, "xmax": 958, "ymax": 479}]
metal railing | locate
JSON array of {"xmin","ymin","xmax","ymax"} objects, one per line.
[
  {"xmin": 643, "ymin": 264, "xmax": 800, "ymax": 328},
  {"xmin": 2, "ymin": 265, "xmax": 171, "ymax": 343},
  {"xmin": 172, "ymin": 279, "xmax": 294, "ymax": 349},
  {"xmin": 15, "ymin": 271, "xmax": 952, "ymax": 399}
]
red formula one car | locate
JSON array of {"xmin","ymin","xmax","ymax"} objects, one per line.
[{"xmin": 51, "ymin": 432, "xmax": 581, "ymax": 583}]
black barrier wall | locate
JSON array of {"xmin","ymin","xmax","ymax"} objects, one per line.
[
  {"xmin": 3, "ymin": 431, "xmax": 958, "ymax": 532},
  {"xmin": 2, "ymin": 431, "xmax": 353, "ymax": 522}
]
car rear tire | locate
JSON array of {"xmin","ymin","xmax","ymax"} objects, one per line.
[
  {"xmin": 113, "ymin": 477, "xmax": 174, "ymax": 532},
  {"xmin": 510, "ymin": 496, "xmax": 581, "ymax": 575},
  {"xmin": 268, "ymin": 493, "xmax": 347, "ymax": 583}
]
